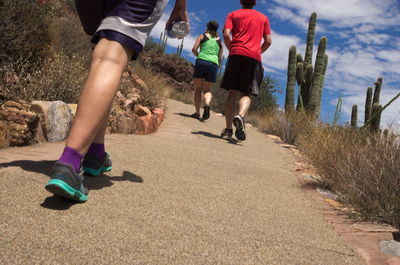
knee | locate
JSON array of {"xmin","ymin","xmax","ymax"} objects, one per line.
[{"xmin": 91, "ymin": 41, "xmax": 131, "ymax": 67}]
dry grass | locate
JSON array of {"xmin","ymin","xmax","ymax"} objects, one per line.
[
  {"xmin": 300, "ymin": 127, "xmax": 400, "ymax": 228},
  {"xmin": 254, "ymin": 110, "xmax": 400, "ymax": 229},
  {"xmin": 249, "ymin": 111, "xmax": 315, "ymax": 145},
  {"xmin": 129, "ymin": 62, "xmax": 173, "ymax": 110}
]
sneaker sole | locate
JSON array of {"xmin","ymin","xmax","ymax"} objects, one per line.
[
  {"xmin": 45, "ymin": 179, "xmax": 88, "ymax": 202},
  {"xmin": 233, "ymin": 117, "xmax": 246, "ymax": 141},
  {"xmin": 83, "ymin": 166, "xmax": 112, "ymax": 177}
]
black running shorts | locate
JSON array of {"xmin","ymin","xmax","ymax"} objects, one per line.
[{"xmin": 220, "ymin": 55, "xmax": 264, "ymax": 96}]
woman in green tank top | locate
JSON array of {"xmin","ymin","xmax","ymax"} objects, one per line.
[{"xmin": 191, "ymin": 21, "xmax": 223, "ymax": 120}]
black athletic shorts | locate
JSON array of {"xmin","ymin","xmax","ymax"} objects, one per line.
[
  {"xmin": 193, "ymin": 59, "xmax": 219, "ymax": 83},
  {"xmin": 75, "ymin": 0, "xmax": 167, "ymax": 59},
  {"xmin": 220, "ymin": 55, "xmax": 264, "ymax": 96}
]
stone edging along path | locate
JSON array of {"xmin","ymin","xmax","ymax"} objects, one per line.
[
  {"xmin": 0, "ymin": 100, "xmax": 165, "ymax": 149},
  {"xmin": 264, "ymin": 133, "xmax": 400, "ymax": 265}
]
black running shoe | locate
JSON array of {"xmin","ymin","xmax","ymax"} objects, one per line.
[
  {"xmin": 82, "ymin": 152, "xmax": 112, "ymax": 177},
  {"xmin": 233, "ymin": 115, "xmax": 246, "ymax": 141},
  {"xmin": 202, "ymin": 105, "xmax": 210, "ymax": 120},
  {"xmin": 45, "ymin": 162, "xmax": 88, "ymax": 202},
  {"xmin": 190, "ymin": 113, "xmax": 200, "ymax": 120},
  {"xmin": 221, "ymin": 128, "xmax": 233, "ymax": 139}
]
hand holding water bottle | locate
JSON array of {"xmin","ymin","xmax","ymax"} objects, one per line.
[{"xmin": 165, "ymin": 0, "xmax": 190, "ymax": 39}]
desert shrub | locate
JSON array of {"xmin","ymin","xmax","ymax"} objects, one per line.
[
  {"xmin": 0, "ymin": 0, "xmax": 91, "ymax": 104},
  {"xmin": 0, "ymin": 0, "xmax": 53, "ymax": 66},
  {"xmin": 249, "ymin": 110, "xmax": 315, "ymax": 145},
  {"xmin": 128, "ymin": 62, "xmax": 173, "ymax": 110},
  {"xmin": 300, "ymin": 127, "xmax": 400, "ymax": 229}
]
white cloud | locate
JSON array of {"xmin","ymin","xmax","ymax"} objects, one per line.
[
  {"xmin": 268, "ymin": 0, "xmax": 400, "ymax": 29},
  {"xmin": 262, "ymin": 30, "xmax": 303, "ymax": 73}
]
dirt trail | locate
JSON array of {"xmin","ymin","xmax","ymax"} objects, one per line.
[{"xmin": 0, "ymin": 99, "xmax": 364, "ymax": 265}]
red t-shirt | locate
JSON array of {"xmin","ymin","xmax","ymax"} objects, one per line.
[{"xmin": 224, "ymin": 9, "xmax": 271, "ymax": 61}]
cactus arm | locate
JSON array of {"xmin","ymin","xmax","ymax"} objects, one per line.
[
  {"xmin": 304, "ymin": 12, "xmax": 317, "ymax": 74},
  {"xmin": 372, "ymin": 77, "xmax": 383, "ymax": 105},
  {"xmin": 363, "ymin": 93, "xmax": 400, "ymax": 128},
  {"xmin": 285, "ymin": 45, "xmax": 297, "ymax": 113},
  {"xmin": 333, "ymin": 97, "xmax": 342, "ymax": 126},
  {"xmin": 315, "ymin": 54, "xmax": 329, "ymax": 116},
  {"xmin": 351, "ymin": 104, "xmax": 358, "ymax": 128},
  {"xmin": 307, "ymin": 36, "xmax": 327, "ymax": 117},
  {"xmin": 364, "ymin": 87, "xmax": 373, "ymax": 125},
  {"xmin": 370, "ymin": 104, "xmax": 382, "ymax": 133}
]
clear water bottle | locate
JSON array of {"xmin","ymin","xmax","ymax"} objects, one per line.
[{"xmin": 167, "ymin": 21, "xmax": 190, "ymax": 39}]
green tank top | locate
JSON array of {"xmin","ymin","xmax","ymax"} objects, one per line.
[{"xmin": 197, "ymin": 33, "xmax": 221, "ymax": 66}]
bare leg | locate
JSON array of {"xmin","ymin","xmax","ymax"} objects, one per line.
[
  {"xmin": 238, "ymin": 92, "xmax": 251, "ymax": 117},
  {"xmin": 224, "ymin": 90, "xmax": 239, "ymax": 129},
  {"xmin": 203, "ymin": 81, "xmax": 213, "ymax": 106},
  {"xmin": 92, "ymin": 106, "xmax": 111, "ymax": 144},
  {"xmin": 193, "ymin": 78, "xmax": 204, "ymax": 115},
  {"xmin": 66, "ymin": 38, "xmax": 132, "ymax": 154}
]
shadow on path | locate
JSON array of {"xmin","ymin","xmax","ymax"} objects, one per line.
[
  {"xmin": 0, "ymin": 160, "xmax": 143, "ymax": 209},
  {"xmin": 191, "ymin": 131, "xmax": 241, "ymax": 145},
  {"xmin": 174, "ymin": 112, "xmax": 204, "ymax": 122},
  {"xmin": 41, "ymin": 171, "xmax": 143, "ymax": 210},
  {"xmin": 0, "ymin": 160, "xmax": 56, "ymax": 175}
]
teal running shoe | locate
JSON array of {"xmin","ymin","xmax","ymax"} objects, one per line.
[
  {"xmin": 45, "ymin": 162, "xmax": 88, "ymax": 202},
  {"xmin": 82, "ymin": 152, "xmax": 112, "ymax": 177}
]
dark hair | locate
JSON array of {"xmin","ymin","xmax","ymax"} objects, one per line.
[
  {"xmin": 240, "ymin": 0, "xmax": 256, "ymax": 8},
  {"xmin": 242, "ymin": 4, "xmax": 255, "ymax": 8},
  {"xmin": 206, "ymin": 21, "xmax": 219, "ymax": 38}
]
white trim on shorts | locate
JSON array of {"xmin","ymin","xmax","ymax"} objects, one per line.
[{"xmin": 96, "ymin": 0, "xmax": 168, "ymax": 47}]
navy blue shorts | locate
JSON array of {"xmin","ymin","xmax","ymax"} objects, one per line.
[
  {"xmin": 75, "ymin": 0, "xmax": 168, "ymax": 59},
  {"xmin": 193, "ymin": 59, "xmax": 219, "ymax": 83}
]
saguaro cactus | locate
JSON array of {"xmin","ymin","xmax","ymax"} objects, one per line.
[
  {"xmin": 177, "ymin": 38, "xmax": 184, "ymax": 57},
  {"xmin": 160, "ymin": 31, "xmax": 168, "ymax": 54},
  {"xmin": 284, "ymin": 12, "xmax": 328, "ymax": 119},
  {"xmin": 364, "ymin": 87, "xmax": 373, "ymax": 126},
  {"xmin": 351, "ymin": 105, "xmax": 358, "ymax": 128},
  {"xmin": 285, "ymin": 45, "xmax": 296, "ymax": 113},
  {"xmin": 304, "ymin": 12, "xmax": 317, "ymax": 75},
  {"xmin": 307, "ymin": 37, "xmax": 327, "ymax": 116},
  {"xmin": 333, "ymin": 97, "xmax": 342, "ymax": 127},
  {"xmin": 372, "ymin": 77, "xmax": 383, "ymax": 105},
  {"xmin": 370, "ymin": 104, "xmax": 382, "ymax": 134}
]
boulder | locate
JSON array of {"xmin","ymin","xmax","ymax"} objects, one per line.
[{"xmin": 46, "ymin": 101, "xmax": 73, "ymax": 142}]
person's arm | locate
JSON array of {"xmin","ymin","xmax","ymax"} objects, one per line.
[
  {"xmin": 223, "ymin": 28, "xmax": 232, "ymax": 51},
  {"xmin": 166, "ymin": 0, "xmax": 190, "ymax": 33},
  {"xmin": 218, "ymin": 42, "xmax": 224, "ymax": 65},
  {"xmin": 192, "ymin": 34, "xmax": 203, "ymax": 57},
  {"xmin": 261, "ymin": 34, "xmax": 271, "ymax": 54}
]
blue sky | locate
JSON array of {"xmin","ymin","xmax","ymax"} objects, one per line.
[{"xmin": 150, "ymin": 0, "xmax": 400, "ymax": 128}]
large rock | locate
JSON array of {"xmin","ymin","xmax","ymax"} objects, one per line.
[
  {"xmin": 0, "ymin": 101, "xmax": 43, "ymax": 146},
  {"xmin": 46, "ymin": 101, "xmax": 73, "ymax": 142},
  {"xmin": 31, "ymin": 100, "xmax": 73, "ymax": 142}
]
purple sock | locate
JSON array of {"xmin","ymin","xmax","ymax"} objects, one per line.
[
  {"xmin": 88, "ymin": 143, "xmax": 105, "ymax": 159},
  {"xmin": 59, "ymin": 146, "xmax": 84, "ymax": 173}
]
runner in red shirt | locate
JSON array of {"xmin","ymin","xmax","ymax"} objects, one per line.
[{"xmin": 220, "ymin": 0, "xmax": 271, "ymax": 141}]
